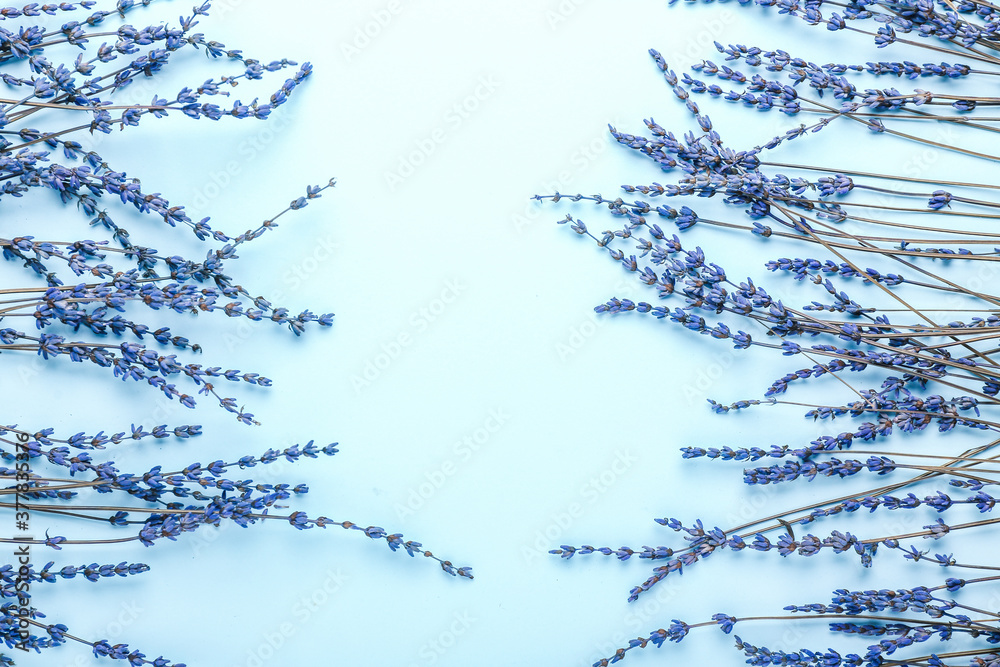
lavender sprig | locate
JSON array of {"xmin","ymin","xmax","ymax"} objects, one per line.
[{"xmin": 543, "ymin": 9, "xmax": 1000, "ymax": 664}]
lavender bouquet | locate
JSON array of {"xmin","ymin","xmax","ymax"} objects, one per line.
[
  {"xmin": 0, "ymin": 2, "xmax": 469, "ymax": 664},
  {"xmin": 541, "ymin": 0, "xmax": 1000, "ymax": 664}
]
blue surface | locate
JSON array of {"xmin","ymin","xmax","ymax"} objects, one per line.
[{"xmin": 8, "ymin": 1, "xmax": 992, "ymax": 665}]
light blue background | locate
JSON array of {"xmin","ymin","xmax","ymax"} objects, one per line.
[{"xmin": 7, "ymin": 1, "xmax": 993, "ymax": 665}]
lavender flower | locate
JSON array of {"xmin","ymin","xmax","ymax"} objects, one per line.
[
  {"xmin": 542, "ymin": 2, "xmax": 1000, "ymax": 663},
  {"xmin": 0, "ymin": 2, "xmax": 470, "ymax": 664}
]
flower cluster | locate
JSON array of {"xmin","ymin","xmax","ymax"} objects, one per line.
[
  {"xmin": 541, "ymin": 0, "xmax": 1000, "ymax": 663},
  {"xmin": 0, "ymin": 2, "xmax": 470, "ymax": 664}
]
